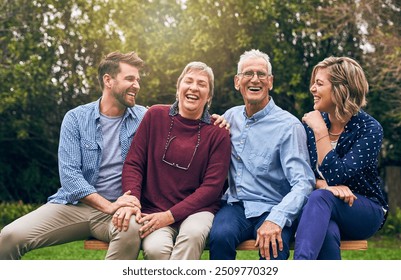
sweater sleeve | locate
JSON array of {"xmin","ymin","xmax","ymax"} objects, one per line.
[{"xmin": 121, "ymin": 111, "xmax": 151, "ymax": 199}]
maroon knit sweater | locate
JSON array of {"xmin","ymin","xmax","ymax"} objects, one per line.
[{"xmin": 122, "ymin": 105, "xmax": 231, "ymax": 223}]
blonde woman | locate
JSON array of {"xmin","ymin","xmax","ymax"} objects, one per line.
[{"xmin": 294, "ymin": 57, "xmax": 388, "ymax": 260}]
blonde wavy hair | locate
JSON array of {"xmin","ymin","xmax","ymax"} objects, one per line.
[{"xmin": 310, "ymin": 56, "xmax": 368, "ymax": 122}]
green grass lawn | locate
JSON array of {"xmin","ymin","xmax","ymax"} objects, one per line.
[{"xmin": 21, "ymin": 235, "xmax": 401, "ymax": 260}]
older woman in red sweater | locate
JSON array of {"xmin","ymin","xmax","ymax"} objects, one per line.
[{"xmin": 118, "ymin": 61, "xmax": 231, "ymax": 260}]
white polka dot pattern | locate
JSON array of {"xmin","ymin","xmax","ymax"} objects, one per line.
[{"xmin": 305, "ymin": 110, "xmax": 388, "ymax": 210}]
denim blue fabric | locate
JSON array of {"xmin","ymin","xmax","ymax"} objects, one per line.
[
  {"xmin": 48, "ymin": 99, "xmax": 147, "ymax": 204},
  {"xmin": 209, "ymin": 201, "xmax": 295, "ymax": 260}
]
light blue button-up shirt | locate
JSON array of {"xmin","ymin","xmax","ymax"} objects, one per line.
[
  {"xmin": 222, "ymin": 98, "xmax": 315, "ymax": 228},
  {"xmin": 47, "ymin": 99, "xmax": 147, "ymax": 204}
]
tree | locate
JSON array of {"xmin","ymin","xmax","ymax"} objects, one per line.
[
  {"xmin": 1, "ymin": 0, "xmax": 400, "ymax": 203},
  {"xmin": 0, "ymin": 0, "xmax": 124, "ymax": 202}
]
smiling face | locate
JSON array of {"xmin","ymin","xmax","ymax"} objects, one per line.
[
  {"xmin": 109, "ymin": 62, "xmax": 141, "ymax": 108},
  {"xmin": 310, "ymin": 68, "xmax": 336, "ymax": 114},
  {"xmin": 177, "ymin": 69, "xmax": 211, "ymax": 120},
  {"xmin": 234, "ymin": 57, "xmax": 273, "ymax": 116}
]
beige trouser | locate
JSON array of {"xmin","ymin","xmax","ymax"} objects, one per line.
[
  {"xmin": 141, "ymin": 211, "xmax": 214, "ymax": 260},
  {"xmin": 0, "ymin": 203, "xmax": 141, "ymax": 260}
]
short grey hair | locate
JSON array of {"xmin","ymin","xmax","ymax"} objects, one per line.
[
  {"xmin": 237, "ymin": 49, "xmax": 272, "ymax": 75},
  {"xmin": 176, "ymin": 61, "xmax": 215, "ymax": 107}
]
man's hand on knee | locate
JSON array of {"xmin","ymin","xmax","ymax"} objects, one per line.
[{"xmin": 112, "ymin": 206, "xmax": 141, "ymax": 231}]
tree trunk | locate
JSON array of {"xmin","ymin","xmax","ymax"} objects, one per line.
[{"xmin": 385, "ymin": 165, "xmax": 401, "ymax": 213}]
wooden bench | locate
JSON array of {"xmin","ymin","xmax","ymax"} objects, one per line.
[{"xmin": 84, "ymin": 238, "xmax": 368, "ymax": 251}]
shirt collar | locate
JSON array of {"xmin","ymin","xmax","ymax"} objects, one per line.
[
  {"xmin": 322, "ymin": 110, "xmax": 363, "ymax": 133},
  {"xmin": 95, "ymin": 98, "xmax": 101, "ymax": 120},
  {"xmin": 242, "ymin": 96, "xmax": 275, "ymax": 121},
  {"xmin": 96, "ymin": 97, "xmax": 135, "ymax": 121},
  {"xmin": 169, "ymin": 100, "xmax": 212, "ymax": 124}
]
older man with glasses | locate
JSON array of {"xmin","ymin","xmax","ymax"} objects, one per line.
[
  {"xmin": 119, "ymin": 61, "xmax": 231, "ymax": 260},
  {"xmin": 209, "ymin": 49, "xmax": 315, "ymax": 260}
]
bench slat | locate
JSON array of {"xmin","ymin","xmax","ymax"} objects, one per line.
[
  {"xmin": 84, "ymin": 239, "xmax": 367, "ymax": 251},
  {"xmin": 236, "ymin": 239, "xmax": 368, "ymax": 251}
]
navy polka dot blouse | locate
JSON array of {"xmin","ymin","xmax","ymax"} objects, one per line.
[{"xmin": 304, "ymin": 110, "xmax": 388, "ymax": 211}]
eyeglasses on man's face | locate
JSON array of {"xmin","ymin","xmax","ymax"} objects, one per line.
[{"xmin": 237, "ymin": 71, "xmax": 269, "ymax": 80}]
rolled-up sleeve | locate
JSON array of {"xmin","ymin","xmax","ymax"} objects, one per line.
[{"xmin": 57, "ymin": 111, "xmax": 98, "ymax": 203}]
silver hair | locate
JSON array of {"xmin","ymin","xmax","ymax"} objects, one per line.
[{"xmin": 237, "ymin": 49, "xmax": 272, "ymax": 75}]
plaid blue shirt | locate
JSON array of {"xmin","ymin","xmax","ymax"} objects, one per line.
[{"xmin": 47, "ymin": 99, "xmax": 147, "ymax": 204}]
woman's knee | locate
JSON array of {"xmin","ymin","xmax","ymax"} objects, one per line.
[
  {"xmin": 141, "ymin": 227, "xmax": 175, "ymax": 260},
  {"xmin": 183, "ymin": 223, "xmax": 210, "ymax": 240},
  {"xmin": 180, "ymin": 212, "xmax": 213, "ymax": 240},
  {"xmin": 309, "ymin": 189, "xmax": 329, "ymax": 200},
  {"xmin": 142, "ymin": 237, "xmax": 173, "ymax": 260},
  {"xmin": 305, "ymin": 189, "xmax": 336, "ymax": 208}
]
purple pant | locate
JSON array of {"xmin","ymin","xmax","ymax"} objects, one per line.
[{"xmin": 294, "ymin": 189, "xmax": 385, "ymax": 260}]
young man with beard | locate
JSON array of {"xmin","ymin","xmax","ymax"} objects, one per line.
[
  {"xmin": 0, "ymin": 51, "xmax": 148, "ymax": 260},
  {"xmin": 0, "ymin": 51, "xmax": 229, "ymax": 260}
]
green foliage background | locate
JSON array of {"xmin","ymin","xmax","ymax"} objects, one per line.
[{"xmin": 1, "ymin": 0, "xmax": 400, "ymax": 203}]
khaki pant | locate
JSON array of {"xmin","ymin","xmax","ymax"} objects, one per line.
[
  {"xmin": 0, "ymin": 203, "xmax": 141, "ymax": 260},
  {"xmin": 142, "ymin": 211, "xmax": 214, "ymax": 260}
]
